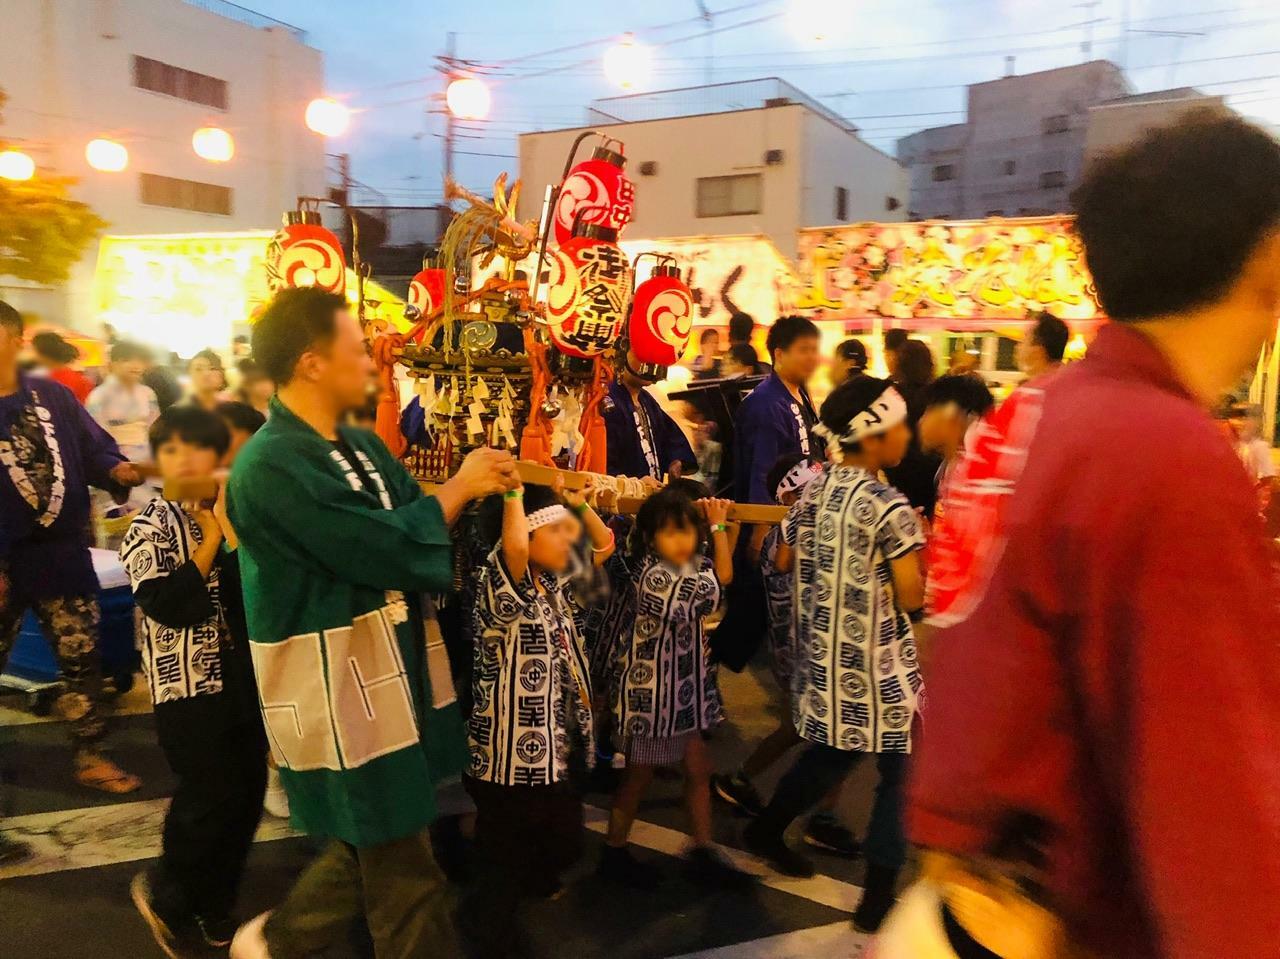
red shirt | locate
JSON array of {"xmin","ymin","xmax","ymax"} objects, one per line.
[
  {"xmin": 911, "ymin": 323, "xmax": 1280, "ymax": 958},
  {"xmin": 48, "ymin": 367, "xmax": 94, "ymax": 404}
]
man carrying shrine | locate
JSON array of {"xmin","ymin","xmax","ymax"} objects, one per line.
[
  {"xmin": 226, "ymin": 287, "xmax": 519, "ymax": 959},
  {"xmin": 602, "ymin": 349, "xmax": 697, "ymax": 482}
]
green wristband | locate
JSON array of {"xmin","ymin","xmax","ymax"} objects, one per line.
[
  {"xmin": 504, "ymin": 488, "xmax": 523, "ymax": 501},
  {"xmin": 711, "ymin": 522, "xmax": 728, "ymax": 533},
  {"xmin": 573, "ymin": 501, "xmax": 590, "ymax": 515}
]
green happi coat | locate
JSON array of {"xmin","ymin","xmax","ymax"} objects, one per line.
[{"xmin": 227, "ymin": 397, "xmax": 467, "ymax": 847}]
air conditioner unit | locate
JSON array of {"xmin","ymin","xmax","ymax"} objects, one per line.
[
  {"xmin": 638, "ymin": 161, "xmax": 659, "ymax": 176},
  {"xmin": 765, "ymin": 149, "xmax": 785, "ymax": 166}
]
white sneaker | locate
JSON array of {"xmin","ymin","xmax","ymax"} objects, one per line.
[
  {"xmin": 229, "ymin": 911, "xmax": 273, "ymax": 959},
  {"xmin": 263, "ymin": 768, "xmax": 290, "ymax": 819}
]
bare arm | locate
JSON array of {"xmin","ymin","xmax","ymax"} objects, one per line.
[
  {"xmin": 501, "ymin": 490, "xmax": 530, "ymax": 582},
  {"xmin": 561, "ymin": 477, "xmax": 614, "ymax": 565},
  {"xmin": 702, "ymin": 498, "xmax": 734, "ymax": 586},
  {"xmin": 433, "ymin": 447, "xmax": 520, "ymax": 527},
  {"xmin": 775, "ymin": 540, "xmax": 794, "ymax": 574},
  {"xmin": 890, "ymin": 551, "xmax": 925, "ymax": 613}
]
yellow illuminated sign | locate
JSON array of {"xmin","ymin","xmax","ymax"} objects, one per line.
[{"xmin": 93, "ymin": 231, "xmax": 406, "ymax": 357}]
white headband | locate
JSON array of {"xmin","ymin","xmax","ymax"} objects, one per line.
[
  {"xmin": 775, "ymin": 460, "xmax": 823, "ymax": 498},
  {"xmin": 813, "ymin": 386, "xmax": 909, "ymax": 447},
  {"xmin": 527, "ymin": 504, "xmax": 570, "ymax": 531}
]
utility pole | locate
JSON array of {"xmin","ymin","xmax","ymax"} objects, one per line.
[
  {"xmin": 695, "ymin": 1, "xmax": 713, "ymax": 86},
  {"xmin": 442, "ymin": 31, "xmax": 456, "ymax": 194}
]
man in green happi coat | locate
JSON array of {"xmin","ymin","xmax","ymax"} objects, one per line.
[{"xmin": 226, "ymin": 287, "xmax": 519, "ymax": 959}]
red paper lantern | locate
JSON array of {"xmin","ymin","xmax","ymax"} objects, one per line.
[
  {"xmin": 406, "ymin": 266, "xmax": 446, "ymax": 321},
  {"xmin": 553, "ymin": 144, "xmax": 635, "ymax": 246},
  {"xmin": 629, "ymin": 264, "xmax": 694, "ymax": 366},
  {"xmin": 265, "ymin": 212, "xmax": 346, "ymax": 294},
  {"xmin": 545, "ymin": 224, "xmax": 631, "ymax": 359}
]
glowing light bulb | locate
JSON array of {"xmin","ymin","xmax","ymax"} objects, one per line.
[
  {"xmin": 86, "ymin": 138, "xmax": 129, "ymax": 172},
  {"xmin": 305, "ymin": 97, "xmax": 350, "ymax": 137},
  {"xmin": 604, "ymin": 34, "xmax": 651, "ymax": 90},
  {"xmin": 192, "ymin": 126, "xmax": 235, "ymax": 162},
  {"xmin": 0, "ymin": 150, "xmax": 35, "ymax": 181},
  {"xmin": 294, "ymin": 267, "xmax": 317, "ymax": 287},
  {"xmin": 446, "ymin": 77, "xmax": 491, "ymax": 120}
]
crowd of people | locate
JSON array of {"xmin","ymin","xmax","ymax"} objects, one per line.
[{"xmin": 1, "ymin": 110, "xmax": 1280, "ymax": 959}]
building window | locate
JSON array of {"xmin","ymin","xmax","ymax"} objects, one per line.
[
  {"xmin": 133, "ymin": 55, "xmax": 228, "ymax": 110},
  {"xmin": 696, "ymin": 174, "xmax": 762, "ymax": 218},
  {"xmin": 931, "ymin": 164, "xmax": 956, "ymax": 182},
  {"xmin": 140, "ymin": 173, "xmax": 233, "ymax": 215},
  {"xmin": 835, "ymin": 186, "xmax": 849, "ymax": 222},
  {"xmin": 1042, "ymin": 114, "xmax": 1070, "ymax": 135},
  {"xmin": 1003, "ymin": 159, "xmax": 1016, "ymax": 176},
  {"xmin": 1039, "ymin": 170, "xmax": 1067, "ymax": 190}
]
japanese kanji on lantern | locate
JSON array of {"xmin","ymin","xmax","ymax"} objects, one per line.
[
  {"xmin": 546, "ymin": 222, "xmax": 631, "ymax": 358},
  {"xmin": 629, "ymin": 259, "xmax": 694, "ymax": 366},
  {"xmin": 265, "ymin": 209, "xmax": 346, "ymax": 294},
  {"xmin": 553, "ymin": 141, "xmax": 635, "ymax": 246}
]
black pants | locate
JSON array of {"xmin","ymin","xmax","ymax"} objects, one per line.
[
  {"xmin": 758, "ymin": 743, "xmax": 908, "ymax": 869},
  {"xmin": 460, "ymin": 776, "xmax": 583, "ymax": 958},
  {"xmin": 151, "ymin": 696, "xmax": 267, "ymax": 923}
]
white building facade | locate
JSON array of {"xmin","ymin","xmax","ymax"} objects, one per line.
[
  {"xmin": 0, "ymin": 0, "xmax": 326, "ymax": 330},
  {"xmin": 516, "ymin": 80, "xmax": 908, "ymax": 260}
]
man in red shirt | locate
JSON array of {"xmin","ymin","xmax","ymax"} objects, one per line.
[{"xmin": 893, "ymin": 111, "xmax": 1280, "ymax": 958}]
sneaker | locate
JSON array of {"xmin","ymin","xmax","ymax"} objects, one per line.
[
  {"xmin": 712, "ymin": 772, "xmax": 765, "ymax": 817},
  {"xmin": 742, "ymin": 820, "xmax": 815, "ymax": 879},
  {"xmin": 597, "ymin": 844, "xmax": 662, "ymax": 890},
  {"xmin": 0, "ymin": 833, "xmax": 32, "ymax": 867},
  {"xmin": 683, "ymin": 846, "xmax": 757, "ymax": 890},
  {"xmin": 263, "ymin": 768, "xmax": 290, "ymax": 820},
  {"xmin": 803, "ymin": 813, "xmax": 861, "ymax": 859},
  {"xmin": 229, "ymin": 911, "xmax": 273, "ymax": 959},
  {"xmin": 197, "ymin": 915, "xmax": 238, "ymax": 948},
  {"xmin": 130, "ymin": 871, "xmax": 202, "ymax": 959}
]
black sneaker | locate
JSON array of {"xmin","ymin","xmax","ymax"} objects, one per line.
[
  {"xmin": 197, "ymin": 915, "xmax": 237, "ymax": 948},
  {"xmin": 803, "ymin": 813, "xmax": 861, "ymax": 859},
  {"xmin": 0, "ymin": 833, "xmax": 32, "ymax": 867},
  {"xmin": 712, "ymin": 772, "xmax": 765, "ymax": 817},
  {"xmin": 742, "ymin": 820, "xmax": 815, "ymax": 879},
  {"xmin": 129, "ymin": 871, "xmax": 203, "ymax": 959},
  {"xmin": 597, "ymin": 844, "xmax": 662, "ymax": 890},
  {"xmin": 683, "ymin": 846, "xmax": 757, "ymax": 890}
]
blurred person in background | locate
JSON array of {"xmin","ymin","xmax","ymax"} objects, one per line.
[
  {"xmin": 883, "ymin": 328, "xmax": 908, "ymax": 378},
  {"xmin": 217, "ymin": 401, "xmax": 267, "ymax": 463},
  {"xmin": 184, "ymin": 349, "xmax": 227, "ymax": 412},
  {"xmin": 87, "ymin": 341, "xmax": 160, "ymax": 467},
  {"xmin": 831, "ymin": 337, "xmax": 868, "ymax": 387},
  {"xmin": 886, "ymin": 111, "xmax": 1280, "ymax": 959},
  {"xmin": 1231, "ymin": 404, "xmax": 1276, "ymax": 486},
  {"xmin": 885, "ymin": 338, "xmax": 942, "ymax": 516},
  {"xmin": 728, "ymin": 312, "xmax": 769, "ymax": 375},
  {"xmin": 235, "ymin": 359, "xmax": 274, "ymax": 417},
  {"xmin": 0, "ymin": 300, "xmax": 145, "ymax": 802},
  {"xmin": 721, "ymin": 343, "xmax": 762, "ymax": 379},
  {"xmin": 142, "ymin": 350, "xmax": 183, "ymax": 413},
  {"xmin": 1017, "ymin": 311, "xmax": 1070, "ymax": 381},
  {"xmin": 690, "ymin": 327, "xmax": 723, "ymax": 380},
  {"xmin": 32, "ymin": 331, "xmax": 94, "ymax": 404}
]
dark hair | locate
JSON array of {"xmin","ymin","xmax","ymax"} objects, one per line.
[
  {"xmin": 883, "ymin": 329, "xmax": 909, "ymax": 352},
  {"xmin": 667, "ymin": 477, "xmax": 712, "ymax": 501},
  {"xmin": 836, "ymin": 338, "xmax": 867, "ymax": 368},
  {"xmin": 236, "ymin": 357, "xmax": 259, "ymax": 376},
  {"xmin": 922, "ymin": 374, "xmax": 995, "ymax": 418},
  {"xmin": 766, "ymin": 452, "xmax": 808, "ymax": 503},
  {"xmin": 728, "ymin": 343, "xmax": 758, "ymax": 368},
  {"xmin": 0, "ymin": 301, "xmax": 22, "ymax": 336},
  {"xmin": 766, "ymin": 315, "xmax": 819, "ymax": 363},
  {"xmin": 32, "ymin": 331, "xmax": 79, "ymax": 365},
  {"xmin": 728, "ymin": 312, "xmax": 755, "ymax": 343},
  {"xmin": 477, "ymin": 483, "xmax": 562, "ymax": 548},
  {"xmin": 149, "ymin": 405, "xmax": 230, "ymax": 457},
  {"xmin": 632, "ymin": 486, "xmax": 706, "ymax": 556},
  {"xmin": 216, "ymin": 400, "xmax": 266, "ymax": 436},
  {"xmin": 252, "ymin": 287, "xmax": 347, "ymax": 385},
  {"xmin": 820, "ymin": 375, "xmax": 894, "ymax": 451},
  {"xmin": 1072, "ymin": 110, "xmax": 1280, "ymax": 321},
  {"xmin": 1029, "ymin": 312, "xmax": 1070, "ymax": 362},
  {"xmin": 188, "ymin": 348, "xmax": 223, "ymax": 371},
  {"xmin": 699, "ymin": 328, "xmax": 720, "ymax": 346},
  {"xmin": 110, "ymin": 340, "xmax": 152, "ymax": 364},
  {"xmin": 896, "ymin": 339, "xmax": 936, "ymax": 389}
]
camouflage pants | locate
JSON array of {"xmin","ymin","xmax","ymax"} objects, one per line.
[{"xmin": 0, "ymin": 593, "xmax": 106, "ymax": 745}]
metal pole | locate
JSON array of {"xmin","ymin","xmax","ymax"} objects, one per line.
[{"xmin": 443, "ymin": 31, "xmax": 456, "ymax": 193}]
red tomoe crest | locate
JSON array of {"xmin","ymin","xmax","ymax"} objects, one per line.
[
  {"xmin": 265, "ymin": 223, "xmax": 346, "ymax": 295},
  {"xmin": 553, "ymin": 153, "xmax": 635, "ymax": 247},
  {"xmin": 406, "ymin": 267, "xmax": 446, "ymax": 321},
  {"xmin": 629, "ymin": 272, "xmax": 694, "ymax": 367}
]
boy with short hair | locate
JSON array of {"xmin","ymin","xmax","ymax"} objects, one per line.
[
  {"xmin": 122, "ymin": 406, "xmax": 267, "ymax": 956},
  {"xmin": 87, "ymin": 341, "xmax": 160, "ymax": 466}
]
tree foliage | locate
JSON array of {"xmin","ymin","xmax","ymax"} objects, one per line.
[{"xmin": 0, "ymin": 88, "xmax": 106, "ymax": 285}]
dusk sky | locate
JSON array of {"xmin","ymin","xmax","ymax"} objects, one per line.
[{"xmin": 248, "ymin": 0, "xmax": 1280, "ymax": 205}]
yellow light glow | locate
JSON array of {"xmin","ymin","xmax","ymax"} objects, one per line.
[
  {"xmin": 603, "ymin": 35, "xmax": 651, "ymax": 90},
  {"xmin": 446, "ymin": 77, "xmax": 491, "ymax": 120},
  {"xmin": 0, "ymin": 149, "xmax": 36, "ymax": 181},
  {"xmin": 305, "ymin": 97, "xmax": 350, "ymax": 137},
  {"xmin": 86, "ymin": 138, "xmax": 129, "ymax": 172},
  {"xmin": 192, "ymin": 126, "xmax": 235, "ymax": 163},
  {"xmin": 788, "ymin": 0, "xmax": 830, "ymax": 42},
  {"xmin": 293, "ymin": 267, "xmax": 318, "ymax": 287}
]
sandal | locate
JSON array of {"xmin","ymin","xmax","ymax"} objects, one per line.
[{"xmin": 75, "ymin": 755, "xmax": 142, "ymax": 794}]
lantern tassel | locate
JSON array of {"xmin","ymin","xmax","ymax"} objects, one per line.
[{"xmin": 574, "ymin": 356, "xmax": 611, "ymax": 475}]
